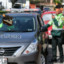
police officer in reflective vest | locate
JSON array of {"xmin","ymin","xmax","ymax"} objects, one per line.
[{"xmin": 42, "ymin": 5, "xmax": 64, "ymax": 62}]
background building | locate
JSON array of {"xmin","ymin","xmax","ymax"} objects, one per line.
[
  {"xmin": 0, "ymin": 0, "xmax": 12, "ymax": 9},
  {"xmin": 30, "ymin": 0, "xmax": 55, "ymax": 10},
  {"xmin": 17, "ymin": 0, "xmax": 30, "ymax": 8},
  {"xmin": 0, "ymin": 0, "xmax": 30, "ymax": 9},
  {"xmin": 17, "ymin": 0, "xmax": 26, "ymax": 3}
]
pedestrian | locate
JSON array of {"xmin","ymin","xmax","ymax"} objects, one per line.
[{"xmin": 42, "ymin": 5, "xmax": 64, "ymax": 63}]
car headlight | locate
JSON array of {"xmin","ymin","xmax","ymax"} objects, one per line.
[{"xmin": 23, "ymin": 39, "xmax": 38, "ymax": 54}]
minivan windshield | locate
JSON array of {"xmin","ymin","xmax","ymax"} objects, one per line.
[{"xmin": 0, "ymin": 16, "xmax": 36, "ymax": 32}]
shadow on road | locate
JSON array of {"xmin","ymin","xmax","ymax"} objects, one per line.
[{"xmin": 45, "ymin": 45, "xmax": 64, "ymax": 64}]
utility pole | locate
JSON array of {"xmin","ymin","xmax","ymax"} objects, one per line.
[
  {"xmin": 6, "ymin": 0, "xmax": 7, "ymax": 8},
  {"xmin": 63, "ymin": 0, "xmax": 64, "ymax": 2},
  {"xmin": 50, "ymin": 0, "xmax": 53, "ymax": 4}
]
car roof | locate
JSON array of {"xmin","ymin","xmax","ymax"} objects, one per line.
[
  {"xmin": 42, "ymin": 11, "xmax": 56, "ymax": 15},
  {"xmin": 17, "ymin": 8, "xmax": 41, "ymax": 11},
  {"xmin": 6, "ymin": 13, "xmax": 38, "ymax": 17}
]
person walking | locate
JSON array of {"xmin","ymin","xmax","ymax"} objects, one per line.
[{"xmin": 42, "ymin": 5, "xmax": 64, "ymax": 63}]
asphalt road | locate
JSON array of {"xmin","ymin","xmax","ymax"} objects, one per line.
[{"xmin": 46, "ymin": 44, "xmax": 64, "ymax": 64}]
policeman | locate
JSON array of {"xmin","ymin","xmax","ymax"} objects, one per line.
[{"xmin": 42, "ymin": 5, "xmax": 64, "ymax": 62}]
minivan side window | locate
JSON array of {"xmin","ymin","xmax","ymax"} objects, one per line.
[
  {"xmin": 37, "ymin": 15, "xmax": 43, "ymax": 29},
  {"xmin": 37, "ymin": 16, "xmax": 41, "ymax": 30}
]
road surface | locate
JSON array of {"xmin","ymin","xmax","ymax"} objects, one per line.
[{"xmin": 46, "ymin": 44, "xmax": 64, "ymax": 64}]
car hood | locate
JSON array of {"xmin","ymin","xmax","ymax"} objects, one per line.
[{"xmin": 0, "ymin": 32, "xmax": 36, "ymax": 47}]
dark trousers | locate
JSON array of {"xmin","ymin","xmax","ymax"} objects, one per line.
[{"xmin": 52, "ymin": 36, "xmax": 63, "ymax": 60}]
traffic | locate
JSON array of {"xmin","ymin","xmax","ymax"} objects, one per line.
[
  {"xmin": 0, "ymin": 12, "xmax": 46, "ymax": 64},
  {"xmin": 0, "ymin": 1, "xmax": 64, "ymax": 64}
]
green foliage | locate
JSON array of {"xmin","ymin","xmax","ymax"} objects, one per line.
[
  {"xmin": 30, "ymin": 1, "xmax": 39, "ymax": 4},
  {"xmin": 0, "ymin": 11, "xmax": 9, "ymax": 14},
  {"xmin": 54, "ymin": 0, "xmax": 62, "ymax": 4},
  {"xmin": 30, "ymin": 0, "xmax": 43, "ymax": 4}
]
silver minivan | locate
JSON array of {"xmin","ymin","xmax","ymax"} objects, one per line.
[{"xmin": 0, "ymin": 13, "xmax": 46, "ymax": 64}]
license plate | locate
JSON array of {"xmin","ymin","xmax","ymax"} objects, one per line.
[{"xmin": 0, "ymin": 57, "xmax": 7, "ymax": 64}]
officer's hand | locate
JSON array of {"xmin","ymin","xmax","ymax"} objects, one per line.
[{"xmin": 41, "ymin": 26, "xmax": 47, "ymax": 32}]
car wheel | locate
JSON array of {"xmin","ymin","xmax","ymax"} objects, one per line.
[{"xmin": 37, "ymin": 53, "xmax": 45, "ymax": 64}]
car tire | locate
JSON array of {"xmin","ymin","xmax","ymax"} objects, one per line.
[
  {"xmin": 41, "ymin": 43, "xmax": 48, "ymax": 56},
  {"xmin": 37, "ymin": 53, "xmax": 45, "ymax": 64}
]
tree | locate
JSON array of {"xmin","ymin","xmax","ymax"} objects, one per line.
[
  {"xmin": 9, "ymin": 0, "xmax": 18, "ymax": 7},
  {"xmin": 30, "ymin": 0, "xmax": 44, "ymax": 4},
  {"xmin": 53, "ymin": 0, "xmax": 62, "ymax": 4}
]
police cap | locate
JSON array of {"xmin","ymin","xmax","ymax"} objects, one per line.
[{"xmin": 55, "ymin": 5, "xmax": 63, "ymax": 9}]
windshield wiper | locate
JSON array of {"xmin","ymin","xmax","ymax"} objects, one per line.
[
  {"xmin": 0, "ymin": 30, "xmax": 33, "ymax": 32},
  {"xmin": 4, "ymin": 30, "xmax": 19, "ymax": 32},
  {"xmin": 21, "ymin": 30, "xmax": 33, "ymax": 32}
]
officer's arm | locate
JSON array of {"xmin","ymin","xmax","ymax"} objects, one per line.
[
  {"xmin": 45, "ymin": 20, "xmax": 53, "ymax": 28},
  {"xmin": 41, "ymin": 20, "xmax": 52, "ymax": 32},
  {"xmin": 62, "ymin": 16, "xmax": 64, "ymax": 24}
]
